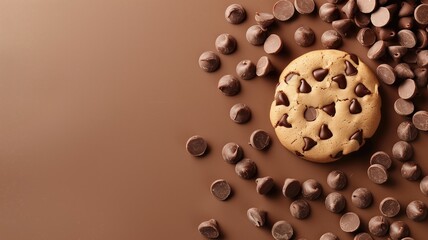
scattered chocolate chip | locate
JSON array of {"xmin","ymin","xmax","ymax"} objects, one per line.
[
  {"xmin": 412, "ymin": 110, "xmax": 428, "ymax": 131},
  {"xmin": 313, "ymin": 68, "xmax": 329, "ymax": 81},
  {"xmin": 319, "ymin": 3, "xmax": 340, "ymax": 23},
  {"xmin": 371, "ymin": 7, "xmax": 391, "ymax": 27},
  {"xmin": 367, "ymin": 40, "xmax": 387, "ymax": 60},
  {"xmin": 355, "ymin": 83, "xmax": 371, "ymax": 97},
  {"xmin": 416, "ymin": 29, "xmax": 428, "ymax": 49},
  {"xmin": 398, "ymin": 79, "xmax": 417, "ymax": 100},
  {"xmin": 376, "ymin": 64, "xmax": 396, "ymax": 85},
  {"xmin": 304, "ymin": 107, "xmax": 318, "ymax": 121},
  {"xmin": 273, "ymin": 0, "xmax": 295, "ymax": 21},
  {"xmin": 235, "ymin": 158, "xmax": 257, "ymax": 179},
  {"xmin": 255, "ymin": 12, "xmax": 275, "ymax": 29},
  {"xmin": 368, "ymin": 215, "xmax": 389, "ymax": 237},
  {"xmin": 322, "ymin": 102, "xmax": 336, "ymax": 116},
  {"xmin": 225, "ymin": 4, "xmax": 246, "ymax": 24},
  {"xmin": 333, "ymin": 19, "xmax": 354, "ymax": 37},
  {"xmin": 236, "ymin": 60, "xmax": 256, "ymax": 80},
  {"xmin": 352, "ymin": 188, "xmax": 372, "ymax": 209},
  {"xmin": 332, "ymin": 74, "xmax": 347, "ymax": 89},
  {"xmin": 354, "ymin": 232, "xmax": 374, "ymax": 240},
  {"xmin": 357, "ymin": 0, "xmax": 376, "ymax": 13},
  {"xmin": 414, "ymin": 67, "xmax": 428, "ymax": 87},
  {"xmin": 215, "ymin": 33, "xmax": 237, "ymax": 55},
  {"xmin": 401, "ymin": 162, "xmax": 422, "ymax": 181},
  {"xmin": 290, "ymin": 199, "xmax": 311, "ymax": 219},
  {"xmin": 218, "ymin": 75, "xmax": 240, "ymax": 96},
  {"xmin": 264, "ymin": 34, "xmax": 283, "ymax": 54},
  {"xmin": 398, "ymin": 29, "xmax": 417, "ymax": 48},
  {"xmin": 272, "ymin": 220, "xmax": 294, "ymax": 240},
  {"xmin": 294, "ymin": 0, "xmax": 315, "ymax": 14},
  {"xmin": 198, "ymin": 219, "xmax": 220, "ymax": 239},
  {"xmin": 354, "ymin": 12, "xmax": 371, "ymax": 28},
  {"xmin": 294, "ymin": 26, "xmax": 315, "ymax": 47},
  {"xmin": 368, "ymin": 164, "xmax": 388, "ymax": 184},
  {"xmin": 302, "ymin": 179, "xmax": 322, "ymax": 200},
  {"xmin": 370, "ymin": 151, "xmax": 392, "ymax": 169},
  {"xmin": 186, "ymin": 135, "xmax": 208, "ymax": 157},
  {"xmin": 375, "ymin": 27, "xmax": 396, "ymax": 41},
  {"xmin": 421, "ymin": 176, "xmax": 428, "ymax": 196},
  {"xmin": 403, "ymin": 49, "xmax": 418, "ymax": 64},
  {"xmin": 394, "ymin": 63, "xmax": 414, "ymax": 79},
  {"xmin": 303, "ymin": 137, "xmax": 317, "ymax": 151},
  {"xmin": 394, "ymin": 98, "xmax": 414, "ymax": 116},
  {"xmin": 340, "ymin": 212, "xmax": 360, "ymax": 233},
  {"xmin": 398, "ymin": 17, "xmax": 414, "ymax": 30},
  {"xmin": 398, "ymin": 1, "xmax": 415, "ymax": 17},
  {"xmin": 222, "ymin": 142, "xmax": 243, "ymax": 164},
  {"xmin": 414, "ymin": 4, "xmax": 428, "ymax": 24},
  {"xmin": 250, "ymin": 130, "xmax": 271, "ymax": 150},
  {"xmin": 321, "ymin": 30, "xmax": 342, "ymax": 49},
  {"xmin": 319, "ymin": 124, "xmax": 333, "ymax": 140},
  {"xmin": 256, "ymin": 176, "xmax": 274, "ymax": 194},
  {"xmin": 342, "ymin": 0, "xmax": 357, "ymax": 19},
  {"xmin": 350, "ymin": 129, "xmax": 363, "ymax": 145},
  {"xmin": 380, "ymin": 197, "xmax": 400, "ymax": 217},
  {"xmin": 256, "ymin": 56, "xmax": 274, "ymax": 77},
  {"xmin": 247, "ymin": 208, "xmax": 267, "ymax": 227},
  {"xmin": 320, "ymin": 232, "xmax": 339, "ymax": 240},
  {"xmin": 417, "ymin": 50, "xmax": 428, "ymax": 67},
  {"xmin": 230, "ymin": 103, "xmax": 251, "ymax": 124},
  {"xmin": 276, "ymin": 91, "xmax": 290, "ymax": 106},
  {"xmin": 357, "ymin": 28, "xmax": 376, "ymax": 47},
  {"xmin": 327, "ymin": 170, "xmax": 347, "ymax": 190},
  {"xmin": 389, "ymin": 221, "xmax": 410, "ymax": 240},
  {"xmin": 210, "ymin": 179, "xmax": 231, "ymax": 201},
  {"xmin": 397, "ymin": 121, "xmax": 418, "ymax": 142},
  {"xmin": 388, "ymin": 45, "xmax": 408, "ymax": 61},
  {"xmin": 282, "ymin": 178, "xmax": 301, "ymax": 199},
  {"xmin": 277, "ymin": 114, "xmax": 292, "ymax": 128},
  {"xmin": 349, "ymin": 99, "xmax": 362, "ymax": 114},
  {"xmin": 406, "ymin": 200, "xmax": 427, "ymax": 221},
  {"xmin": 199, "ymin": 51, "xmax": 220, "ymax": 72},
  {"xmin": 298, "ymin": 79, "xmax": 312, "ymax": 93},
  {"xmin": 392, "ymin": 141, "xmax": 413, "ymax": 162},
  {"xmin": 325, "ymin": 192, "xmax": 346, "ymax": 213}
]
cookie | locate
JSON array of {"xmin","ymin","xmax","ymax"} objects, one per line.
[{"xmin": 270, "ymin": 50, "xmax": 381, "ymax": 163}]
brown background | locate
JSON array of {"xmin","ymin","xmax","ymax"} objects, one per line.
[{"xmin": 0, "ymin": 0, "xmax": 427, "ymax": 239}]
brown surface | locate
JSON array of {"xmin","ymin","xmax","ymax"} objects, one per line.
[{"xmin": 0, "ymin": 0, "xmax": 427, "ymax": 239}]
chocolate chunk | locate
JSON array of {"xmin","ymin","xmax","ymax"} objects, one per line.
[
  {"xmin": 236, "ymin": 60, "xmax": 256, "ymax": 80},
  {"xmin": 320, "ymin": 233, "xmax": 339, "ymax": 240},
  {"xmin": 398, "ymin": 79, "xmax": 417, "ymax": 100},
  {"xmin": 302, "ymin": 179, "xmax": 322, "ymax": 200},
  {"xmin": 350, "ymin": 129, "xmax": 363, "ymax": 145},
  {"xmin": 319, "ymin": 124, "xmax": 333, "ymax": 140},
  {"xmin": 414, "ymin": 67, "xmax": 428, "ymax": 87},
  {"xmin": 198, "ymin": 219, "xmax": 220, "ymax": 239},
  {"xmin": 313, "ymin": 68, "xmax": 329, "ymax": 81},
  {"xmin": 352, "ymin": 188, "xmax": 373, "ymax": 208},
  {"xmin": 354, "ymin": 232, "xmax": 374, "ymax": 240},
  {"xmin": 357, "ymin": 0, "xmax": 376, "ymax": 13},
  {"xmin": 282, "ymin": 178, "xmax": 301, "ymax": 199},
  {"xmin": 380, "ymin": 197, "xmax": 400, "ymax": 217},
  {"xmin": 325, "ymin": 192, "xmax": 346, "ymax": 213},
  {"xmin": 256, "ymin": 176, "xmax": 274, "ymax": 194},
  {"xmin": 319, "ymin": 3, "xmax": 340, "ymax": 23},
  {"xmin": 394, "ymin": 63, "xmax": 414, "ymax": 79},
  {"xmin": 218, "ymin": 75, "xmax": 240, "ymax": 96},
  {"xmin": 342, "ymin": 0, "xmax": 357, "ymax": 19},
  {"xmin": 371, "ymin": 7, "xmax": 391, "ymax": 27},
  {"xmin": 398, "ymin": 2, "xmax": 415, "ymax": 17},
  {"xmin": 277, "ymin": 114, "xmax": 292, "ymax": 128},
  {"xmin": 349, "ymin": 99, "xmax": 362, "ymax": 114},
  {"xmin": 272, "ymin": 220, "xmax": 294, "ymax": 240},
  {"xmin": 247, "ymin": 208, "xmax": 267, "ymax": 227},
  {"xmin": 375, "ymin": 27, "xmax": 396, "ymax": 41},
  {"xmin": 397, "ymin": 121, "xmax": 418, "ymax": 142},
  {"xmin": 235, "ymin": 158, "xmax": 257, "ymax": 179},
  {"xmin": 412, "ymin": 110, "xmax": 428, "ymax": 131},
  {"xmin": 199, "ymin": 51, "xmax": 220, "ymax": 72},
  {"xmin": 388, "ymin": 45, "xmax": 408, "ymax": 62},
  {"xmin": 354, "ymin": 12, "xmax": 371, "ymax": 28},
  {"xmin": 255, "ymin": 12, "xmax": 275, "ymax": 29},
  {"xmin": 327, "ymin": 170, "xmax": 347, "ymax": 190},
  {"xmin": 256, "ymin": 56, "xmax": 274, "ymax": 77},
  {"xmin": 368, "ymin": 215, "xmax": 389, "ymax": 237},
  {"xmin": 304, "ymin": 107, "xmax": 317, "ymax": 121},
  {"xmin": 303, "ymin": 137, "xmax": 317, "ymax": 151},
  {"xmin": 264, "ymin": 34, "xmax": 283, "ymax": 55},
  {"xmin": 298, "ymin": 79, "xmax": 312, "ymax": 93},
  {"xmin": 230, "ymin": 103, "xmax": 251, "ymax": 124},
  {"xmin": 401, "ymin": 162, "xmax": 422, "ymax": 181},
  {"xmin": 322, "ymin": 102, "xmax": 336, "ymax": 116},
  {"xmin": 246, "ymin": 25, "xmax": 267, "ymax": 46},
  {"xmin": 225, "ymin": 4, "xmax": 246, "ymax": 24},
  {"xmin": 294, "ymin": 0, "xmax": 315, "ymax": 14},
  {"xmin": 416, "ymin": 50, "xmax": 428, "ymax": 67},
  {"xmin": 210, "ymin": 179, "xmax": 231, "ymax": 201},
  {"xmin": 221, "ymin": 142, "xmax": 243, "ymax": 164},
  {"xmin": 332, "ymin": 74, "xmax": 347, "ymax": 89},
  {"xmin": 276, "ymin": 91, "xmax": 290, "ymax": 106},
  {"xmin": 273, "ymin": 0, "xmax": 295, "ymax": 21},
  {"xmin": 333, "ymin": 19, "xmax": 354, "ymax": 37},
  {"xmin": 406, "ymin": 200, "xmax": 427, "ymax": 221},
  {"xmin": 398, "ymin": 29, "xmax": 417, "ymax": 48},
  {"xmin": 355, "ymin": 83, "xmax": 371, "ymax": 97},
  {"xmin": 367, "ymin": 40, "xmax": 387, "ymax": 60},
  {"xmin": 389, "ymin": 221, "xmax": 410, "ymax": 240},
  {"xmin": 340, "ymin": 212, "xmax": 360, "ymax": 233},
  {"xmin": 250, "ymin": 130, "xmax": 271, "ymax": 150},
  {"xmin": 321, "ymin": 30, "xmax": 342, "ymax": 49},
  {"xmin": 370, "ymin": 151, "xmax": 392, "ymax": 169},
  {"xmin": 186, "ymin": 135, "xmax": 208, "ymax": 157},
  {"xmin": 357, "ymin": 28, "xmax": 376, "ymax": 47},
  {"xmin": 421, "ymin": 176, "xmax": 428, "ymax": 196},
  {"xmin": 285, "ymin": 72, "xmax": 299, "ymax": 83},
  {"xmin": 416, "ymin": 29, "xmax": 428, "ymax": 49},
  {"xmin": 415, "ymin": 4, "xmax": 428, "ymax": 24},
  {"xmin": 215, "ymin": 33, "xmax": 236, "ymax": 55},
  {"xmin": 290, "ymin": 199, "xmax": 311, "ymax": 219},
  {"xmin": 394, "ymin": 98, "xmax": 414, "ymax": 116},
  {"xmin": 376, "ymin": 64, "xmax": 396, "ymax": 85},
  {"xmin": 294, "ymin": 26, "xmax": 315, "ymax": 47},
  {"xmin": 368, "ymin": 164, "xmax": 388, "ymax": 184},
  {"xmin": 392, "ymin": 141, "xmax": 413, "ymax": 162},
  {"xmin": 398, "ymin": 17, "xmax": 414, "ymax": 30}
]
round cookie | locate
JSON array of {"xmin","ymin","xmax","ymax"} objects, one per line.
[{"xmin": 270, "ymin": 50, "xmax": 381, "ymax": 163}]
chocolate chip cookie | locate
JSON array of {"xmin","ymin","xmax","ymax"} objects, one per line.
[{"xmin": 270, "ymin": 50, "xmax": 381, "ymax": 163}]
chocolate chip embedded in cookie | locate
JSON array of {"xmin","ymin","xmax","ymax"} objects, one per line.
[{"xmin": 270, "ymin": 50, "xmax": 381, "ymax": 163}]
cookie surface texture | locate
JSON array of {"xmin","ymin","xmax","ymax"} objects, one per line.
[{"xmin": 270, "ymin": 50, "xmax": 381, "ymax": 163}]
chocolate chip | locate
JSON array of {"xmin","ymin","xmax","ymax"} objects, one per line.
[
  {"xmin": 350, "ymin": 53, "xmax": 359, "ymax": 65},
  {"xmin": 333, "ymin": 19, "xmax": 354, "ymax": 37},
  {"xmin": 312, "ymin": 68, "xmax": 329, "ymax": 81},
  {"xmin": 272, "ymin": 220, "xmax": 294, "ymax": 240},
  {"xmin": 304, "ymin": 107, "xmax": 317, "ymax": 122},
  {"xmin": 255, "ymin": 12, "xmax": 275, "ymax": 29},
  {"xmin": 371, "ymin": 7, "xmax": 391, "ymax": 27},
  {"xmin": 398, "ymin": 79, "xmax": 417, "ymax": 100},
  {"xmin": 319, "ymin": 124, "xmax": 333, "ymax": 140},
  {"xmin": 380, "ymin": 197, "xmax": 400, "ymax": 217},
  {"xmin": 224, "ymin": 4, "xmax": 246, "ymax": 24},
  {"xmin": 282, "ymin": 178, "xmax": 301, "ymax": 199},
  {"xmin": 354, "ymin": 12, "xmax": 371, "ymax": 28},
  {"xmin": 367, "ymin": 40, "xmax": 387, "ymax": 60},
  {"xmin": 285, "ymin": 72, "xmax": 299, "ymax": 83},
  {"xmin": 375, "ymin": 27, "xmax": 396, "ymax": 41},
  {"xmin": 222, "ymin": 142, "xmax": 243, "ymax": 164},
  {"xmin": 403, "ymin": 49, "xmax": 418, "ymax": 64},
  {"xmin": 352, "ymin": 188, "xmax": 373, "ymax": 209},
  {"xmin": 320, "ymin": 232, "xmax": 339, "ymax": 240},
  {"xmin": 398, "ymin": 29, "xmax": 417, "ymax": 48},
  {"xmin": 294, "ymin": 26, "xmax": 315, "ymax": 47},
  {"xmin": 321, "ymin": 30, "xmax": 342, "ymax": 49},
  {"xmin": 246, "ymin": 25, "xmax": 267, "ymax": 46},
  {"xmin": 406, "ymin": 200, "xmax": 427, "ymax": 221},
  {"xmin": 416, "ymin": 50, "xmax": 428, "ymax": 67},
  {"xmin": 218, "ymin": 75, "xmax": 240, "ymax": 96},
  {"xmin": 420, "ymin": 176, "xmax": 428, "ymax": 196},
  {"xmin": 340, "ymin": 212, "xmax": 360, "ymax": 233},
  {"xmin": 397, "ymin": 121, "xmax": 418, "ymax": 142},
  {"xmin": 230, "ymin": 103, "xmax": 251, "ymax": 124},
  {"xmin": 357, "ymin": 28, "xmax": 376, "ymax": 47},
  {"xmin": 264, "ymin": 34, "xmax": 283, "ymax": 54},
  {"xmin": 198, "ymin": 219, "xmax": 220, "ymax": 239},
  {"xmin": 342, "ymin": 0, "xmax": 357, "ymax": 19},
  {"xmin": 294, "ymin": 0, "xmax": 315, "ymax": 14},
  {"xmin": 302, "ymin": 179, "xmax": 322, "ymax": 200},
  {"xmin": 354, "ymin": 232, "xmax": 374, "ymax": 240},
  {"xmin": 235, "ymin": 158, "xmax": 257, "ymax": 179},
  {"xmin": 368, "ymin": 215, "xmax": 389, "ymax": 237},
  {"xmin": 215, "ymin": 33, "xmax": 237, "ymax": 55},
  {"xmin": 401, "ymin": 162, "xmax": 422, "ymax": 181},
  {"xmin": 412, "ymin": 110, "xmax": 428, "ymax": 131},
  {"xmin": 276, "ymin": 91, "xmax": 290, "ymax": 106},
  {"xmin": 398, "ymin": 1, "xmax": 415, "ymax": 17},
  {"xmin": 376, "ymin": 64, "xmax": 396, "ymax": 85},
  {"xmin": 370, "ymin": 151, "xmax": 392, "ymax": 169},
  {"xmin": 350, "ymin": 129, "xmax": 363, "ymax": 145},
  {"xmin": 415, "ymin": 3, "xmax": 428, "ymax": 24},
  {"xmin": 303, "ymin": 137, "xmax": 317, "ymax": 151},
  {"xmin": 298, "ymin": 79, "xmax": 312, "ymax": 93},
  {"xmin": 325, "ymin": 192, "xmax": 346, "ymax": 213},
  {"xmin": 277, "ymin": 114, "xmax": 292, "ymax": 128},
  {"xmin": 327, "ymin": 170, "xmax": 347, "ymax": 190},
  {"xmin": 250, "ymin": 130, "xmax": 271, "ymax": 150},
  {"xmin": 236, "ymin": 60, "xmax": 256, "ymax": 80},
  {"xmin": 414, "ymin": 67, "xmax": 428, "ymax": 87},
  {"xmin": 256, "ymin": 56, "xmax": 274, "ymax": 77},
  {"xmin": 355, "ymin": 83, "xmax": 371, "ymax": 97},
  {"xmin": 247, "ymin": 208, "xmax": 267, "ymax": 227},
  {"xmin": 199, "ymin": 51, "xmax": 220, "ymax": 72},
  {"xmin": 349, "ymin": 99, "xmax": 362, "ymax": 114},
  {"xmin": 388, "ymin": 45, "xmax": 408, "ymax": 61},
  {"xmin": 394, "ymin": 98, "xmax": 414, "ymax": 116},
  {"xmin": 394, "ymin": 63, "xmax": 414, "ymax": 79},
  {"xmin": 398, "ymin": 17, "xmax": 414, "ymax": 30},
  {"xmin": 210, "ymin": 179, "xmax": 231, "ymax": 201},
  {"xmin": 319, "ymin": 3, "xmax": 340, "ymax": 23},
  {"xmin": 273, "ymin": 0, "xmax": 295, "ymax": 21},
  {"xmin": 389, "ymin": 221, "xmax": 410, "ymax": 240},
  {"xmin": 332, "ymin": 74, "xmax": 347, "ymax": 89},
  {"xmin": 322, "ymin": 102, "xmax": 336, "ymax": 116},
  {"xmin": 357, "ymin": 0, "xmax": 376, "ymax": 13},
  {"xmin": 186, "ymin": 135, "xmax": 208, "ymax": 157},
  {"xmin": 368, "ymin": 164, "xmax": 388, "ymax": 184},
  {"xmin": 290, "ymin": 199, "xmax": 311, "ymax": 219},
  {"xmin": 416, "ymin": 28, "xmax": 428, "ymax": 49},
  {"xmin": 392, "ymin": 141, "xmax": 413, "ymax": 162},
  {"xmin": 256, "ymin": 176, "xmax": 274, "ymax": 194}
]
